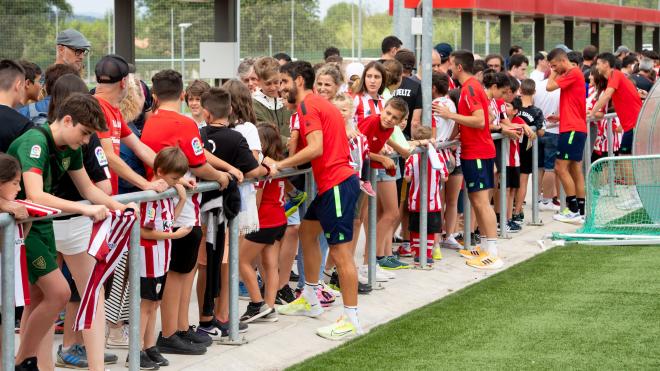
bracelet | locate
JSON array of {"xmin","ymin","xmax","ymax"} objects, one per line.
[{"xmin": 261, "ymin": 162, "xmax": 271, "ymax": 176}]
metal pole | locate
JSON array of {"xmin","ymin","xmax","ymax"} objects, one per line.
[
  {"xmin": 87, "ymin": 53, "xmax": 91, "ymax": 84},
  {"xmin": 109, "ymin": 11, "xmax": 113, "ymax": 55},
  {"xmin": 463, "ymin": 185, "xmax": 471, "ymax": 248},
  {"xmin": 181, "ymin": 26, "xmax": 185, "ymax": 83},
  {"xmin": 421, "ymin": 0, "xmax": 433, "ymax": 125},
  {"xmin": 228, "ymin": 216, "xmax": 240, "ymax": 341},
  {"xmin": 170, "ymin": 8, "xmax": 174, "ymax": 69},
  {"xmin": 290, "ymin": 0, "xmax": 295, "ymax": 59},
  {"xmin": 584, "ymin": 120, "xmax": 592, "ymax": 174},
  {"xmin": 269, "ymin": 34, "xmax": 273, "ymax": 56},
  {"xmin": 368, "ymin": 168, "xmax": 377, "ymax": 285},
  {"xmin": 485, "ymin": 19, "xmax": 490, "ymax": 55},
  {"xmin": 499, "ymin": 138, "xmax": 508, "ymax": 238},
  {"xmin": 419, "ymin": 151, "xmax": 429, "ymax": 268},
  {"xmin": 351, "ymin": 0, "xmax": 355, "ymax": 59},
  {"xmin": 531, "ymin": 137, "xmax": 541, "ymax": 224},
  {"xmin": 2, "ymin": 224, "xmax": 16, "ymax": 371},
  {"xmin": 128, "ymin": 220, "xmax": 141, "ymax": 371},
  {"xmin": 357, "ymin": 0, "xmax": 362, "ymax": 61},
  {"xmin": 606, "ymin": 117, "xmax": 615, "ymax": 196}
]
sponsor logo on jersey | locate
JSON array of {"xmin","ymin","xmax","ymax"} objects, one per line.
[
  {"xmin": 95, "ymin": 147, "xmax": 109, "ymax": 166},
  {"xmin": 29, "ymin": 145, "xmax": 41, "ymax": 159},
  {"xmin": 192, "ymin": 137, "xmax": 203, "ymax": 156}
]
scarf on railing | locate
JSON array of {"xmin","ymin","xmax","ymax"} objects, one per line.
[{"xmin": 74, "ymin": 209, "xmax": 136, "ymax": 331}]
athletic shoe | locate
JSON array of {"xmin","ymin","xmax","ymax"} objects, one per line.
[
  {"xmin": 507, "ymin": 220, "xmax": 522, "ymax": 233},
  {"xmin": 458, "ymin": 232, "xmax": 481, "ymax": 245},
  {"xmin": 319, "ymin": 280, "xmax": 341, "ymax": 297},
  {"xmin": 239, "ymin": 281, "xmax": 250, "ymax": 301},
  {"xmin": 56, "ymin": 344, "xmax": 88, "ymax": 369},
  {"xmin": 106, "ymin": 324, "xmax": 129, "ymax": 349},
  {"xmin": 79, "ymin": 345, "xmax": 118, "ymax": 365},
  {"xmin": 14, "ymin": 357, "xmax": 38, "ymax": 371},
  {"xmin": 497, "ymin": 221, "xmax": 512, "ymax": 234},
  {"xmin": 277, "ymin": 285, "xmax": 297, "ymax": 304},
  {"xmin": 378, "ymin": 256, "xmax": 409, "ymax": 270},
  {"xmin": 316, "ymin": 316, "xmax": 361, "ymax": 341},
  {"xmin": 553, "ymin": 208, "xmax": 584, "ymax": 224},
  {"xmin": 214, "ymin": 318, "xmax": 248, "ymax": 334},
  {"xmin": 432, "ymin": 246, "xmax": 443, "ymax": 260},
  {"xmin": 414, "ymin": 256, "xmax": 434, "ymax": 267},
  {"xmin": 466, "ymin": 255, "xmax": 504, "ymax": 270},
  {"xmin": 377, "ymin": 264, "xmax": 396, "ymax": 279},
  {"xmin": 458, "ymin": 247, "xmax": 486, "ymax": 259},
  {"xmin": 441, "ymin": 236, "xmax": 461, "ymax": 250},
  {"xmin": 359, "ymin": 265, "xmax": 389, "ymax": 282},
  {"xmin": 276, "ymin": 296, "xmax": 324, "ymax": 317},
  {"xmin": 156, "ymin": 333, "xmax": 206, "ymax": 355},
  {"xmin": 317, "ymin": 287, "xmax": 336, "ymax": 307},
  {"xmin": 328, "ymin": 271, "xmax": 340, "ymax": 291},
  {"xmin": 196, "ymin": 324, "xmax": 226, "ymax": 342},
  {"xmin": 54, "ymin": 310, "xmax": 65, "ymax": 334},
  {"xmin": 397, "ymin": 244, "xmax": 412, "ymax": 257},
  {"xmin": 512, "ymin": 213, "xmax": 524, "ymax": 225},
  {"xmin": 289, "ymin": 270, "xmax": 299, "ymax": 282},
  {"xmin": 241, "ymin": 302, "xmax": 277, "ymax": 323},
  {"xmin": 285, "ymin": 190, "xmax": 307, "ymax": 218},
  {"xmin": 539, "ymin": 200, "xmax": 560, "ymax": 211},
  {"xmin": 360, "ymin": 180, "xmax": 377, "ymax": 197},
  {"xmin": 552, "ymin": 197, "xmax": 561, "ymax": 207},
  {"xmin": 358, "ymin": 282, "xmax": 372, "ymax": 294},
  {"xmin": 124, "ymin": 350, "xmax": 159, "ymax": 370},
  {"xmin": 179, "ymin": 326, "xmax": 212, "ymax": 347},
  {"xmin": 145, "ymin": 346, "xmax": 169, "ymax": 367}
]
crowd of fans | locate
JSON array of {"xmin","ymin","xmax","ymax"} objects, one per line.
[{"xmin": 0, "ymin": 28, "xmax": 654, "ymax": 370}]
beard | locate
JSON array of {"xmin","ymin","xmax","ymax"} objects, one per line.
[{"xmin": 286, "ymin": 84, "xmax": 298, "ymax": 105}]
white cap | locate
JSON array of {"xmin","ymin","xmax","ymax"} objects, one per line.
[{"xmin": 345, "ymin": 62, "xmax": 365, "ymax": 80}]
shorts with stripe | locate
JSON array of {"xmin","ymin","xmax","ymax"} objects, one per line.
[
  {"xmin": 619, "ymin": 129, "xmax": 634, "ymax": 155},
  {"xmin": 461, "ymin": 158, "xmax": 495, "ymax": 193},
  {"xmin": 304, "ymin": 175, "xmax": 360, "ymax": 245},
  {"xmin": 557, "ymin": 131, "xmax": 587, "ymax": 162}
]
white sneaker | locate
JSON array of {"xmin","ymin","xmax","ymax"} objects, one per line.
[
  {"xmin": 441, "ymin": 236, "xmax": 461, "ymax": 250},
  {"xmin": 106, "ymin": 324, "xmax": 129, "ymax": 349},
  {"xmin": 359, "ymin": 265, "xmax": 389, "ymax": 282},
  {"xmin": 538, "ymin": 201, "xmax": 560, "ymax": 211},
  {"xmin": 553, "ymin": 209, "xmax": 584, "ymax": 224},
  {"xmin": 376, "ymin": 264, "xmax": 396, "ymax": 279},
  {"xmin": 357, "ymin": 272, "xmax": 369, "ymax": 285}
]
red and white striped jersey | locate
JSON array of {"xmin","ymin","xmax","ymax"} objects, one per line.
[
  {"xmin": 489, "ymin": 98, "xmax": 508, "ymax": 127},
  {"xmin": 348, "ymin": 133, "xmax": 369, "ymax": 177},
  {"xmin": 432, "ymin": 96, "xmax": 461, "ymax": 167},
  {"xmin": 140, "ymin": 199, "xmax": 175, "ymax": 278},
  {"xmin": 448, "ymin": 77, "xmax": 457, "ymax": 91},
  {"xmin": 587, "ymin": 87, "xmax": 622, "ymax": 154},
  {"xmin": 508, "ymin": 116, "xmax": 525, "ymax": 167},
  {"xmin": 290, "ymin": 111, "xmax": 300, "ymax": 132},
  {"xmin": 405, "ymin": 153, "xmax": 448, "ymax": 212},
  {"xmin": 352, "ymin": 92, "xmax": 384, "ymax": 126}
]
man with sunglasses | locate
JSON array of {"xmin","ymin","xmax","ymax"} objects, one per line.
[{"xmin": 55, "ymin": 29, "xmax": 90, "ymax": 73}]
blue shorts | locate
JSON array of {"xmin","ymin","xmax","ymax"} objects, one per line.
[
  {"xmin": 376, "ymin": 166, "xmax": 401, "ymax": 182},
  {"xmin": 619, "ymin": 129, "xmax": 634, "ymax": 155},
  {"xmin": 540, "ymin": 132, "xmax": 559, "ymax": 170},
  {"xmin": 557, "ymin": 131, "xmax": 586, "ymax": 162},
  {"xmin": 461, "ymin": 158, "xmax": 495, "ymax": 193},
  {"xmin": 304, "ymin": 175, "xmax": 360, "ymax": 245}
]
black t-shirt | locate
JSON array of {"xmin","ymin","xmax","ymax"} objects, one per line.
[
  {"xmin": 53, "ymin": 133, "xmax": 109, "ymax": 202},
  {"xmin": 392, "ymin": 77, "xmax": 423, "ymax": 139},
  {"xmin": 519, "ymin": 105, "xmax": 545, "ymax": 131},
  {"xmin": 631, "ymin": 74, "xmax": 654, "ymax": 93},
  {"xmin": 201, "ymin": 125, "xmax": 259, "ymax": 174},
  {"xmin": 0, "ymin": 105, "xmax": 34, "ymax": 152}
]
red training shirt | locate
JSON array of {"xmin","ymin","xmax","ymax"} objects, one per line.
[
  {"xmin": 555, "ymin": 67, "xmax": 587, "ymax": 133},
  {"xmin": 357, "ymin": 114, "xmax": 394, "ymax": 170},
  {"xmin": 95, "ymin": 96, "xmax": 133, "ymax": 195},
  {"xmin": 607, "ymin": 69, "xmax": 642, "ymax": 132},
  {"xmin": 297, "ymin": 93, "xmax": 355, "ymax": 195},
  {"xmin": 256, "ymin": 179, "xmax": 286, "ymax": 228},
  {"xmin": 457, "ymin": 77, "xmax": 495, "ymax": 160}
]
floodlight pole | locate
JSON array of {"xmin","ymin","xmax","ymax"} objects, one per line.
[{"xmin": 179, "ymin": 23, "xmax": 192, "ymax": 83}]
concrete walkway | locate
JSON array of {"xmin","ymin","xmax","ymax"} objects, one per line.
[{"xmin": 51, "ymin": 207, "xmax": 577, "ymax": 371}]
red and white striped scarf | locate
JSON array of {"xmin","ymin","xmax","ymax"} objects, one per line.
[{"xmin": 74, "ymin": 209, "xmax": 136, "ymax": 331}]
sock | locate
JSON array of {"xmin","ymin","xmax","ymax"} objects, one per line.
[
  {"xmin": 343, "ymin": 305, "xmax": 361, "ymax": 330},
  {"xmin": 486, "ymin": 239, "xmax": 498, "ymax": 257},
  {"xmin": 376, "ymin": 256, "xmax": 384, "ymax": 261},
  {"xmin": 199, "ymin": 320, "xmax": 213, "ymax": 328},
  {"xmin": 303, "ymin": 281, "xmax": 320, "ymax": 307},
  {"xmin": 410, "ymin": 232, "xmax": 419, "ymax": 257},
  {"xmin": 577, "ymin": 198, "xmax": 585, "ymax": 216},
  {"xmin": 566, "ymin": 196, "xmax": 578, "ymax": 213}
]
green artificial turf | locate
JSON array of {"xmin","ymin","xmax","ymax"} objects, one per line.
[{"xmin": 288, "ymin": 245, "xmax": 660, "ymax": 371}]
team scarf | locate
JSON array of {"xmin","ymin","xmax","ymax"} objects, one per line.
[
  {"xmin": 74, "ymin": 209, "xmax": 136, "ymax": 331},
  {"xmin": 12, "ymin": 200, "xmax": 61, "ymax": 307}
]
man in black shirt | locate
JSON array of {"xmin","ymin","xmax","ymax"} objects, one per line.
[
  {"xmin": 631, "ymin": 58, "xmax": 655, "ymax": 93},
  {"xmin": 393, "ymin": 50, "xmax": 422, "ymax": 139}
]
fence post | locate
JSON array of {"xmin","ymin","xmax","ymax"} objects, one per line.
[
  {"xmin": 128, "ymin": 220, "xmax": 141, "ymax": 371},
  {"xmin": 584, "ymin": 120, "xmax": 592, "ymax": 174},
  {"xmin": 418, "ymin": 149, "xmax": 429, "ymax": 268},
  {"xmin": 367, "ymin": 168, "xmax": 378, "ymax": 287},
  {"xmin": 463, "ymin": 185, "xmax": 471, "ymax": 249},
  {"xmin": 606, "ymin": 117, "xmax": 615, "ymax": 197},
  {"xmin": 499, "ymin": 138, "xmax": 508, "ymax": 238},
  {"xmin": 531, "ymin": 137, "xmax": 541, "ymax": 225},
  {"xmin": 228, "ymin": 216, "xmax": 240, "ymax": 342},
  {"xmin": 1, "ymin": 223, "xmax": 16, "ymax": 371}
]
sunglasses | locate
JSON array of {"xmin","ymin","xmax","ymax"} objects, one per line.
[{"xmin": 64, "ymin": 45, "xmax": 89, "ymax": 57}]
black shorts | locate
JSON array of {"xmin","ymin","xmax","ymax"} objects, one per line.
[
  {"xmin": 619, "ymin": 129, "xmax": 634, "ymax": 155},
  {"xmin": 304, "ymin": 175, "xmax": 360, "ymax": 245},
  {"xmin": 462, "ymin": 158, "xmax": 495, "ymax": 193},
  {"xmin": 408, "ymin": 211, "xmax": 442, "ymax": 234},
  {"xmin": 245, "ymin": 224, "xmax": 287, "ymax": 245},
  {"xmin": 506, "ymin": 166, "xmax": 521, "ymax": 189},
  {"xmin": 141, "ymin": 275, "xmax": 167, "ymax": 301},
  {"xmin": 169, "ymin": 226, "xmax": 203, "ymax": 274},
  {"xmin": 450, "ymin": 165, "xmax": 463, "ymax": 176},
  {"xmin": 495, "ymin": 141, "xmax": 503, "ymax": 172},
  {"xmin": 519, "ymin": 136, "xmax": 533, "ymax": 174},
  {"xmin": 557, "ymin": 131, "xmax": 587, "ymax": 162},
  {"xmin": 202, "ymin": 221, "xmax": 225, "ymax": 317}
]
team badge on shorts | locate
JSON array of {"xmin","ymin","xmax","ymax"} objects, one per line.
[
  {"xmin": 32, "ymin": 256, "xmax": 46, "ymax": 270},
  {"xmin": 191, "ymin": 137, "xmax": 204, "ymax": 156},
  {"xmin": 29, "ymin": 145, "xmax": 41, "ymax": 159}
]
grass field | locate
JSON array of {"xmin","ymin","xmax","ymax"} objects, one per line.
[{"xmin": 288, "ymin": 245, "xmax": 660, "ymax": 370}]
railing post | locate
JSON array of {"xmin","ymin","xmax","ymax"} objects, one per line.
[
  {"xmin": 606, "ymin": 117, "xmax": 615, "ymax": 197},
  {"xmin": 499, "ymin": 138, "xmax": 508, "ymax": 238},
  {"xmin": 531, "ymin": 137, "xmax": 541, "ymax": 225},
  {"xmin": 227, "ymin": 216, "xmax": 240, "ymax": 341},
  {"xmin": 418, "ymin": 149, "xmax": 429, "ymax": 268},
  {"xmin": 463, "ymin": 184, "xmax": 471, "ymax": 248},
  {"xmin": 367, "ymin": 168, "xmax": 378, "ymax": 287},
  {"xmin": 128, "ymin": 220, "xmax": 141, "ymax": 371},
  {"xmin": 2, "ymin": 223, "xmax": 16, "ymax": 371},
  {"xmin": 584, "ymin": 119, "xmax": 592, "ymax": 174}
]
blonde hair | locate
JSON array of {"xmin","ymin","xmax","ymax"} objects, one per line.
[
  {"xmin": 119, "ymin": 74, "xmax": 144, "ymax": 123},
  {"xmin": 316, "ymin": 64, "xmax": 344, "ymax": 87},
  {"xmin": 332, "ymin": 93, "xmax": 353, "ymax": 111}
]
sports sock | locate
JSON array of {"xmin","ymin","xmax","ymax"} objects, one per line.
[
  {"xmin": 485, "ymin": 239, "xmax": 498, "ymax": 257},
  {"xmin": 577, "ymin": 197, "xmax": 585, "ymax": 216},
  {"xmin": 566, "ymin": 195, "xmax": 578, "ymax": 213},
  {"xmin": 199, "ymin": 320, "xmax": 213, "ymax": 328},
  {"xmin": 376, "ymin": 256, "xmax": 384, "ymax": 261},
  {"xmin": 303, "ymin": 281, "xmax": 320, "ymax": 307},
  {"xmin": 343, "ymin": 305, "xmax": 361, "ymax": 329}
]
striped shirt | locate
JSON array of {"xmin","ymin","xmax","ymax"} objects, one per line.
[
  {"xmin": 352, "ymin": 92, "xmax": 384, "ymax": 126},
  {"xmin": 140, "ymin": 199, "xmax": 175, "ymax": 278},
  {"xmin": 405, "ymin": 153, "xmax": 448, "ymax": 212}
]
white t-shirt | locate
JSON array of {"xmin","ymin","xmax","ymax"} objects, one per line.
[
  {"xmin": 232, "ymin": 122, "xmax": 262, "ymax": 152},
  {"xmin": 530, "ymin": 69, "xmax": 545, "ymax": 83},
  {"xmin": 431, "ymin": 96, "xmax": 456, "ymax": 142},
  {"xmin": 533, "ymin": 79, "xmax": 560, "ymax": 134}
]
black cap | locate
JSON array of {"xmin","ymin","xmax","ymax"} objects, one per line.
[{"xmin": 95, "ymin": 54, "xmax": 129, "ymax": 84}]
